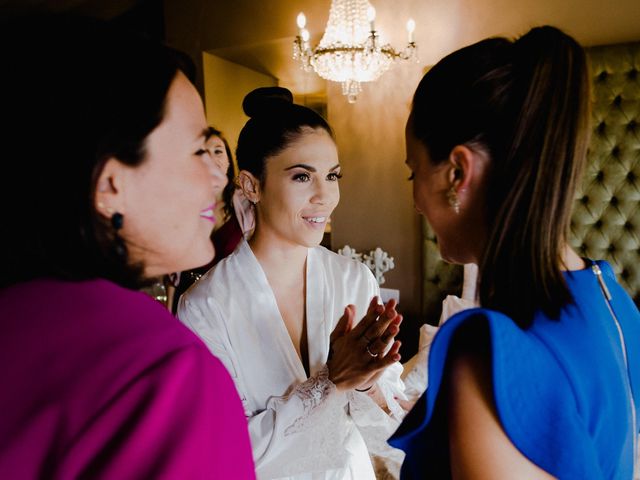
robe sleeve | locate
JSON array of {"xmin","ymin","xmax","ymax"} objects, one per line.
[
  {"xmin": 352, "ymin": 264, "xmax": 407, "ymax": 420},
  {"xmin": 60, "ymin": 345, "xmax": 255, "ymax": 479},
  {"xmin": 178, "ymin": 295, "xmax": 354, "ymax": 478}
]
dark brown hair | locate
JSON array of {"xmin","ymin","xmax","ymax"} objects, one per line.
[
  {"xmin": 0, "ymin": 14, "xmax": 196, "ymax": 289},
  {"xmin": 236, "ymin": 87, "xmax": 334, "ymax": 183},
  {"xmin": 411, "ymin": 26, "xmax": 591, "ymax": 327}
]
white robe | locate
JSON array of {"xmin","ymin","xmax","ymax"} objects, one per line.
[{"xmin": 178, "ymin": 240, "xmax": 404, "ymax": 480}]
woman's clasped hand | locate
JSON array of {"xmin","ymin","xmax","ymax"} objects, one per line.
[{"xmin": 327, "ymin": 297, "xmax": 402, "ymax": 392}]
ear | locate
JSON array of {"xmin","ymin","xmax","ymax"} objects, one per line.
[
  {"xmin": 237, "ymin": 170, "xmax": 261, "ymax": 203},
  {"xmin": 447, "ymin": 145, "xmax": 476, "ymax": 193},
  {"xmin": 94, "ymin": 157, "xmax": 127, "ymax": 220}
]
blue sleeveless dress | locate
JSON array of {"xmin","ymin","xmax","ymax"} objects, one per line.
[{"xmin": 389, "ymin": 261, "xmax": 640, "ymax": 479}]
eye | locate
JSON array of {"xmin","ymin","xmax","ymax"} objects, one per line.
[
  {"xmin": 213, "ymin": 148, "xmax": 225, "ymax": 156},
  {"xmin": 327, "ymin": 172, "xmax": 343, "ymax": 181},
  {"xmin": 407, "ymin": 172, "xmax": 415, "ymax": 181},
  {"xmin": 195, "ymin": 147, "xmax": 210, "ymax": 157},
  {"xmin": 292, "ymin": 172, "xmax": 311, "ymax": 183}
]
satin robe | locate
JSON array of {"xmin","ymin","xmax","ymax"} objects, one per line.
[{"xmin": 178, "ymin": 240, "xmax": 404, "ymax": 479}]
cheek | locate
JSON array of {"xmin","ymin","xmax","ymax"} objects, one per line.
[{"xmin": 413, "ymin": 177, "xmax": 431, "ymax": 212}]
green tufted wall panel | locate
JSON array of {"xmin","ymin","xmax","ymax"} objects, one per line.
[{"xmin": 421, "ymin": 41, "xmax": 640, "ymax": 325}]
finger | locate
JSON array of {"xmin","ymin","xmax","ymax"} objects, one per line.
[
  {"xmin": 378, "ymin": 340, "xmax": 402, "ymax": 364},
  {"xmin": 351, "ymin": 296, "xmax": 384, "ymax": 337},
  {"xmin": 330, "ymin": 305, "xmax": 354, "ymax": 343},
  {"xmin": 368, "ymin": 315, "xmax": 402, "ymax": 355},
  {"xmin": 379, "ymin": 314, "xmax": 403, "ymax": 344},
  {"xmin": 384, "ymin": 298, "xmax": 398, "ymax": 313},
  {"xmin": 363, "ymin": 303, "xmax": 399, "ymax": 341}
]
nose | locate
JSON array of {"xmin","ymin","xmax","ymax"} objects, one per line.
[
  {"xmin": 310, "ymin": 178, "xmax": 339, "ymax": 206},
  {"xmin": 202, "ymin": 153, "xmax": 228, "ymax": 194}
]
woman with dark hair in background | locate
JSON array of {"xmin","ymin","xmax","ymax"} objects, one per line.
[
  {"xmin": 0, "ymin": 15, "xmax": 254, "ymax": 478},
  {"xmin": 178, "ymin": 87, "xmax": 406, "ymax": 479},
  {"xmin": 390, "ymin": 26, "xmax": 639, "ymax": 478},
  {"xmin": 170, "ymin": 127, "xmax": 242, "ymax": 310}
]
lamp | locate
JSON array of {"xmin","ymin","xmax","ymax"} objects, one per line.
[{"xmin": 293, "ymin": 0, "xmax": 418, "ymax": 103}]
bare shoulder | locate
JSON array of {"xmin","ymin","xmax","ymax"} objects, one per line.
[{"xmin": 445, "ymin": 324, "xmax": 556, "ymax": 479}]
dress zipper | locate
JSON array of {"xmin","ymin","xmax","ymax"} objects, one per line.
[{"xmin": 592, "ymin": 263, "xmax": 638, "ymax": 478}]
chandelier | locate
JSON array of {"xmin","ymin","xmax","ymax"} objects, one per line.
[{"xmin": 293, "ymin": 0, "xmax": 418, "ymax": 103}]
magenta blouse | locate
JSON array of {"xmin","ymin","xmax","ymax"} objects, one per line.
[{"xmin": 0, "ymin": 278, "xmax": 255, "ymax": 479}]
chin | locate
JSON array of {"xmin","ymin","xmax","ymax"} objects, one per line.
[
  {"xmin": 185, "ymin": 245, "xmax": 215, "ymax": 271},
  {"xmin": 298, "ymin": 233, "xmax": 324, "ymax": 248}
]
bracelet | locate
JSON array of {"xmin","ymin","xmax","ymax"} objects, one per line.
[{"xmin": 355, "ymin": 385, "xmax": 373, "ymax": 392}]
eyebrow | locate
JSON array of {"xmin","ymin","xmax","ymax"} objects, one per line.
[
  {"xmin": 195, "ymin": 127, "xmax": 214, "ymax": 143},
  {"xmin": 284, "ymin": 163, "xmax": 341, "ymax": 172}
]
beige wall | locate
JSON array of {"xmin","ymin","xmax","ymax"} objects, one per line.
[
  {"xmin": 328, "ymin": 62, "xmax": 425, "ymax": 316},
  {"xmin": 202, "ymin": 53, "xmax": 277, "ymax": 156},
  {"xmin": 165, "ymin": 0, "xmax": 640, "ymax": 320}
]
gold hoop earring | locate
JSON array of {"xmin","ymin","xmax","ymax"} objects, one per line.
[{"xmin": 446, "ymin": 187, "xmax": 460, "ymax": 214}]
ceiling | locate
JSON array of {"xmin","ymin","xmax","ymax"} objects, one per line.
[
  {"xmin": 0, "ymin": 0, "xmax": 139, "ymax": 18},
  {"xmin": 164, "ymin": 0, "xmax": 640, "ymax": 96},
  {"xmin": 4, "ymin": 0, "xmax": 639, "ymax": 96}
]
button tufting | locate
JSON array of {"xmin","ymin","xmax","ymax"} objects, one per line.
[
  {"xmin": 628, "ymin": 68, "xmax": 638, "ymax": 80},
  {"xmin": 598, "ymin": 71, "xmax": 608, "ymax": 81},
  {"xmin": 613, "ymin": 94, "xmax": 622, "ymax": 106}
]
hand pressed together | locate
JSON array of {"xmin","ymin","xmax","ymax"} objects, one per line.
[{"xmin": 327, "ymin": 297, "xmax": 402, "ymax": 392}]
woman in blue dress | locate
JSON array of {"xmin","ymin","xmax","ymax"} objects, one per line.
[{"xmin": 390, "ymin": 25, "xmax": 639, "ymax": 478}]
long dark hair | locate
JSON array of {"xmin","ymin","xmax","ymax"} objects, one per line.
[
  {"xmin": 0, "ymin": 14, "xmax": 196, "ymax": 289},
  {"xmin": 411, "ymin": 26, "xmax": 591, "ymax": 327}
]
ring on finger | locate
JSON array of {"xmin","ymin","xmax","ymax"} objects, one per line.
[{"xmin": 365, "ymin": 343, "xmax": 379, "ymax": 358}]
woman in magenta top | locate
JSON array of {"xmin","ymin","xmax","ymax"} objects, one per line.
[{"xmin": 0, "ymin": 14, "xmax": 255, "ymax": 479}]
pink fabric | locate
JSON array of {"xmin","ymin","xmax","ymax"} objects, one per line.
[
  {"xmin": 0, "ymin": 278, "xmax": 255, "ymax": 479},
  {"xmin": 232, "ymin": 188, "xmax": 255, "ymax": 239}
]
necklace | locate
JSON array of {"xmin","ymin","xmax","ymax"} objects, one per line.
[{"xmin": 592, "ymin": 262, "xmax": 638, "ymax": 478}]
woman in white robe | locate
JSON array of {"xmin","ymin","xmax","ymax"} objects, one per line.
[{"xmin": 178, "ymin": 87, "xmax": 405, "ymax": 480}]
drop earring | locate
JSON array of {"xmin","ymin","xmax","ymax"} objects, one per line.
[
  {"xmin": 446, "ymin": 187, "xmax": 460, "ymax": 214},
  {"xmin": 111, "ymin": 212, "xmax": 124, "ymax": 230}
]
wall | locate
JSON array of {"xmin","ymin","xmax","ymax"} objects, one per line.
[
  {"xmin": 202, "ymin": 53, "xmax": 277, "ymax": 156},
  {"xmin": 328, "ymin": 62, "xmax": 425, "ymax": 317},
  {"xmin": 326, "ymin": 0, "xmax": 640, "ymax": 321}
]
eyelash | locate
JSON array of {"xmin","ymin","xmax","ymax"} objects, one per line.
[
  {"xmin": 407, "ymin": 173, "xmax": 415, "ymax": 181},
  {"xmin": 195, "ymin": 148, "xmax": 210, "ymax": 156},
  {"xmin": 292, "ymin": 172, "xmax": 343, "ymax": 183}
]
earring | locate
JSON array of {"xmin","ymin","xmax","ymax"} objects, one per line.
[
  {"xmin": 111, "ymin": 212, "xmax": 124, "ymax": 230},
  {"xmin": 446, "ymin": 187, "xmax": 460, "ymax": 214}
]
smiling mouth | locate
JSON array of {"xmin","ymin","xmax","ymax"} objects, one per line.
[
  {"xmin": 303, "ymin": 216, "xmax": 327, "ymax": 225},
  {"xmin": 200, "ymin": 203, "xmax": 217, "ymax": 224}
]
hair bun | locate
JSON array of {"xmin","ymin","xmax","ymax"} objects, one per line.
[{"xmin": 242, "ymin": 87, "xmax": 294, "ymax": 118}]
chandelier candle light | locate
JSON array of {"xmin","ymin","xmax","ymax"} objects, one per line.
[{"xmin": 294, "ymin": 0, "xmax": 418, "ymax": 103}]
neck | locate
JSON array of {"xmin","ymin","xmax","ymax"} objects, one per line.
[
  {"xmin": 560, "ymin": 243, "xmax": 586, "ymax": 271},
  {"xmin": 249, "ymin": 227, "xmax": 308, "ymax": 282}
]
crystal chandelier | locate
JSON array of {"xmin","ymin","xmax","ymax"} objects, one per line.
[{"xmin": 293, "ymin": 0, "xmax": 418, "ymax": 103}]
